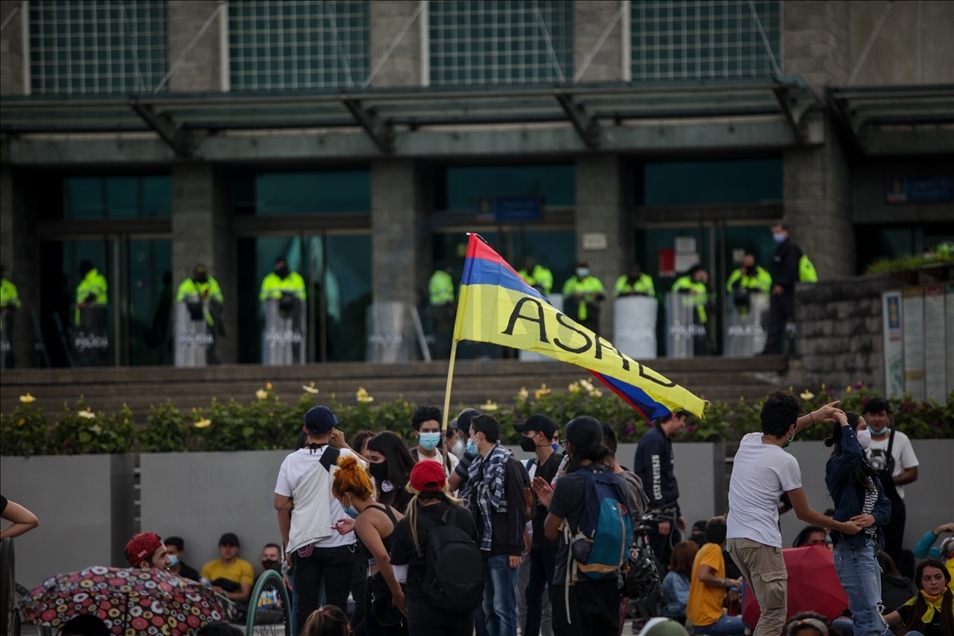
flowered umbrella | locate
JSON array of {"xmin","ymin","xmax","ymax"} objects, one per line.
[{"xmin": 20, "ymin": 566, "xmax": 227, "ymax": 635}]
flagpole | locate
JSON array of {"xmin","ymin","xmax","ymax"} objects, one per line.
[{"xmin": 441, "ymin": 339, "xmax": 459, "ymax": 432}]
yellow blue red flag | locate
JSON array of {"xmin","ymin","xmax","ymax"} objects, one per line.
[{"xmin": 453, "ymin": 234, "xmax": 707, "ymax": 419}]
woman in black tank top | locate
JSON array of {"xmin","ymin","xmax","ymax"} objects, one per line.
[{"xmin": 331, "ymin": 455, "xmax": 407, "ymax": 635}]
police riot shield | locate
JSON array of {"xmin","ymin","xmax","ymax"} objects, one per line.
[
  {"xmin": 724, "ymin": 292, "xmax": 770, "ymax": 357},
  {"xmin": 366, "ymin": 302, "xmax": 418, "ymax": 363},
  {"xmin": 519, "ymin": 294, "xmax": 564, "ymax": 362},
  {"xmin": 71, "ymin": 304, "xmax": 110, "ymax": 366},
  {"xmin": 665, "ymin": 293, "xmax": 704, "ymax": 359},
  {"xmin": 614, "ymin": 296, "xmax": 658, "ymax": 360},
  {"xmin": 262, "ymin": 296, "xmax": 306, "ymax": 366},
  {"xmin": 175, "ymin": 300, "xmax": 214, "ymax": 367},
  {"xmin": 0, "ymin": 308, "xmax": 11, "ymax": 370}
]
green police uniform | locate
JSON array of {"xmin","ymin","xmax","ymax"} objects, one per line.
[
  {"xmin": 260, "ymin": 271, "xmax": 307, "ymax": 302},
  {"xmin": 725, "ymin": 266, "xmax": 772, "ymax": 293},
  {"xmin": 615, "ymin": 273, "xmax": 655, "ymax": 297},
  {"xmin": 1, "ymin": 278, "xmax": 21, "ymax": 310},
  {"xmin": 176, "ymin": 277, "xmax": 224, "ymax": 326},
  {"xmin": 75, "ymin": 268, "xmax": 108, "ymax": 325},
  {"xmin": 429, "ymin": 270, "xmax": 455, "ymax": 306},
  {"xmin": 671, "ymin": 275, "xmax": 708, "ymax": 324},
  {"xmin": 562, "ymin": 275, "xmax": 605, "ymax": 322},
  {"xmin": 518, "ymin": 265, "xmax": 554, "ymax": 296}
]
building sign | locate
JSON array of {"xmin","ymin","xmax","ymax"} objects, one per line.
[
  {"xmin": 881, "ymin": 292, "xmax": 904, "ymax": 398},
  {"xmin": 885, "ymin": 176, "xmax": 953, "ymax": 203},
  {"xmin": 475, "ymin": 196, "xmax": 542, "ymax": 223}
]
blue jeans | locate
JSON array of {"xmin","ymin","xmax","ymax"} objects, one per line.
[
  {"xmin": 478, "ymin": 554, "xmax": 519, "ymax": 636},
  {"xmin": 524, "ymin": 548, "xmax": 556, "ymax": 636},
  {"xmin": 833, "ymin": 542, "xmax": 891, "ymax": 636},
  {"xmin": 693, "ymin": 614, "xmax": 747, "ymax": 636}
]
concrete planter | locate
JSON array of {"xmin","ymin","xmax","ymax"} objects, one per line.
[{"xmin": 0, "ymin": 454, "xmax": 135, "ymax": 589}]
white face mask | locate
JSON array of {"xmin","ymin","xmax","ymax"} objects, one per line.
[
  {"xmin": 772, "ymin": 232, "xmax": 787, "ymax": 244},
  {"xmin": 855, "ymin": 428, "xmax": 871, "ymax": 450}
]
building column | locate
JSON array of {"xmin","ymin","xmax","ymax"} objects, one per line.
[
  {"xmin": 371, "ymin": 159, "xmax": 431, "ymax": 310},
  {"xmin": 782, "ymin": 1, "xmax": 854, "ymax": 279},
  {"xmin": 1, "ymin": 166, "xmax": 40, "ymax": 366},
  {"xmin": 171, "ymin": 164, "xmax": 237, "ymax": 363},
  {"xmin": 575, "ymin": 154, "xmax": 634, "ymax": 339},
  {"xmin": 167, "ymin": 0, "xmax": 227, "ymax": 92},
  {"xmin": 0, "ymin": 1, "xmax": 27, "ymax": 96},
  {"xmin": 368, "ymin": 0, "xmax": 424, "ymax": 87}
]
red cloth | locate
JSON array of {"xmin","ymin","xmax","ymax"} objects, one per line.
[
  {"xmin": 410, "ymin": 459, "xmax": 446, "ymax": 492},
  {"xmin": 124, "ymin": 532, "xmax": 162, "ymax": 568}
]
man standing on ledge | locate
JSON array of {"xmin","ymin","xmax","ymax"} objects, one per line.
[
  {"xmin": 633, "ymin": 410, "xmax": 689, "ymax": 568},
  {"xmin": 726, "ymin": 392, "xmax": 861, "ymax": 636},
  {"xmin": 761, "ymin": 222, "xmax": 806, "ymax": 355},
  {"xmin": 562, "ymin": 260, "xmax": 605, "ymax": 336}
]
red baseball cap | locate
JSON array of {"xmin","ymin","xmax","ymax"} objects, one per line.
[
  {"xmin": 409, "ymin": 460, "xmax": 446, "ymax": 493},
  {"xmin": 125, "ymin": 532, "xmax": 162, "ymax": 568}
]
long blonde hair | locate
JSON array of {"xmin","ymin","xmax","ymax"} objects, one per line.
[{"xmin": 404, "ymin": 482, "xmax": 463, "ymax": 556}]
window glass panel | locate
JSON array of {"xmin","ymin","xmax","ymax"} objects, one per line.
[
  {"xmin": 126, "ymin": 239, "xmax": 172, "ymax": 365},
  {"xmin": 229, "ymin": 0, "xmax": 369, "ymax": 90},
  {"xmin": 643, "ymin": 158, "xmax": 781, "ymax": 206},
  {"xmin": 29, "ymin": 0, "xmax": 169, "ymax": 94},
  {"xmin": 631, "ymin": 1, "xmax": 780, "ymax": 80},
  {"xmin": 326, "ymin": 234, "xmax": 371, "ymax": 361},
  {"xmin": 140, "ymin": 176, "xmax": 173, "ymax": 218},
  {"xmin": 64, "ymin": 177, "xmax": 105, "ymax": 219},
  {"xmin": 250, "ymin": 171, "xmax": 371, "ymax": 214},
  {"xmin": 429, "ymin": 0, "xmax": 573, "ymax": 86},
  {"xmin": 62, "ymin": 176, "xmax": 171, "ymax": 219},
  {"xmin": 441, "ymin": 164, "xmax": 575, "ymax": 210},
  {"xmin": 104, "ymin": 177, "xmax": 139, "ymax": 218}
]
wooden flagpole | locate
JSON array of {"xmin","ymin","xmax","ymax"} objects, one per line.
[{"xmin": 441, "ymin": 339, "xmax": 459, "ymax": 432}]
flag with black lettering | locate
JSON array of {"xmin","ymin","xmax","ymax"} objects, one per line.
[{"xmin": 453, "ymin": 234, "xmax": 707, "ymax": 419}]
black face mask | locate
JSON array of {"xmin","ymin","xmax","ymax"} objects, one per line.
[
  {"xmin": 262, "ymin": 559, "xmax": 280, "ymax": 572},
  {"xmin": 368, "ymin": 460, "xmax": 389, "ymax": 484},
  {"xmin": 194, "ymin": 273, "xmax": 208, "ymax": 284},
  {"xmin": 276, "ymin": 266, "xmax": 289, "ymax": 279},
  {"xmin": 519, "ymin": 436, "xmax": 538, "ymax": 452}
]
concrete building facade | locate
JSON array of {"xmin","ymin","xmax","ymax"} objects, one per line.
[{"xmin": 1, "ymin": 0, "xmax": 951, "ymax": 367}]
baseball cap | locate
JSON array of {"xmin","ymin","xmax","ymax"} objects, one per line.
[
  {"xmin": 941, "ymin": 537, "xmax": 954, "ymax": 559},
  {"xmin": 514, "ymin": 414, "xmax": 556, "ymax": 439},
  {"xmin": 125, "ymin": 532, "xmax": 162, "ymax": 568},
  {"xmin": 409, "ymin": 459, "xmax": 446, "ymax": 493},
  {"xmin": 219, "ymin": 532, "xmax": 240, "ymax": 547},
  {"xmin": 304, "ymin": 405, "xmax": 338, "ymax": 434},
  {"xmin": 638, "ymin": 618, "xmax": 689, "ymax": 636}
]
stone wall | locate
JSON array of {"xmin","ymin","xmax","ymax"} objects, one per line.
[{"xmin": 794, "ymin": 274, "xmax": 898, "ymax": 391}]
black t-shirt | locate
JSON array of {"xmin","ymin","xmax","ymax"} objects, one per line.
[
  {"xmin": 527, "ymin": 452, "xmax": 563, "ymax": 551},
  {"xmin": 176, "ymin": 562, "xmax": 201, "ymax": 582},
  {"xmin": 548, "ymin": 466, "xmax": 631, "ymax": 586},
  {"xmin": 390, "ymin": 501, "xmax": 479, "ymax": 600},
  {"xmin": 0, "ymin": 494, "xmax": 7, "ymax": 515},
  {"xmin": 897, "ymin": 601, "xmax": 946, "ymax": 636}
]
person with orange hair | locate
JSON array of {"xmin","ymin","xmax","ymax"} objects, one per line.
[
  {"xmin": 662, "ymin": 540, "xmax": 699, "ymax": 623},
  {"xmin": 332, "ymin": 455, "xmax": 407, "ymax": 635}
]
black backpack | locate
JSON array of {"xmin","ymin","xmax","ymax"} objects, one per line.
[{"xmin": 420, "ymin": 506, "xmax": 484, "ymax": 612}]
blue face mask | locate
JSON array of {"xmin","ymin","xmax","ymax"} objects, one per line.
[
  {"xmin": 344, "ymin": 506, "xmax": 359, "ymax": 519},
  {"xmin": 419, "ymin": 432, "xmax": 441, "ymax": 451},
  {"xmin": 576, "ymin": 268, "xmax": 589, "ymax": 278},
  {"xmin": 551, "ymin": 442, "xmax": 560, "ymax": 452},
  {"xmin": 466, "ymin": 439, "xmax": 478, "ymax": 456},
  {"xmin": 773, "ymin": 232, "xmax": 786, "ymax": 244},
  {"xmin": 868, "ymin": 424, "xmax": 888, "ymax": 436},
  {"xmin": 168, "ymin": 554, "xmax": 179, "ymax": 567}
]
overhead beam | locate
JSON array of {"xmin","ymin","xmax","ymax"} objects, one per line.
[
  {"xmin": 554, "ymin": 93, "xmax": 601, "ymax": 149},
  {"xmin": 129, "ymin": 99, "xmax": 191, "ymax": 158},
  {"xmin": 341, "ymin": 98, "xmax": 394, "ymax": 153},
  {"xmin": 772, "ymin": 83, "xmax": 814, "ymax": 144}
]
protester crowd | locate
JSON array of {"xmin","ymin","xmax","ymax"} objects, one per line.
[{"xmin": 5, "ymin": 392, "xmax": 953, "ymax": 636}]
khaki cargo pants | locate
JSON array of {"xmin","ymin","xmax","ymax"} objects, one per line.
[{"xmin": 726, "ymin": 538, "xmax": 788, "ymax": 636}]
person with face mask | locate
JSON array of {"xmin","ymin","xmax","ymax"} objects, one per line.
[
  {"xmin": 671, "ymin": 265, "xmax": 712, "ymax": 356},
  {"xmin": 561, "ymin": 260, "xmax": 606, "ymax": 336},
  {"xmin": 615, "ymin": 263, "xmax": 655, "ymax": 298},
  {"xmin": 409, "ymin": 404, "xmax": 459, "ymax": 478},
  {"xmin": 824, "ymin": 411, "xmax": 892, "ymax": 636},
  {"xmin": 366, "ymin": 431, "xmax": 417, "ymax": 514},
  {"xmin": 176, "ymin": 264, "xmax": 225, "ymax": 362},
  {"xmin": 726, "ymin": 392, "xmax": 861, "ymax": 636},
  {"xmin": 332, "ymin": 454, "xmax": 408, "ymax": 635},
  {"xmin": 163, "ymin": 536, "xmax": 200, "ymax": 581},
  {"xmin": 260, "ymin": 257, "xmax": 307, "ymax": 311},
  {"xmin": 761, "ymin": 222, "xmax": 806, "ymax": 355},
  {"xmin": 516, "ymin": 415, "xmax": 562, "ymax": 636}
]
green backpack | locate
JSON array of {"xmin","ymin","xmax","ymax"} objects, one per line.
[{"xmin": 799, "ymin": 254, "xmax": 818, "ymax": 283}]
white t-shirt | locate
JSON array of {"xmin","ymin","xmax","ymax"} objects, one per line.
[
  {"xmin": 727, "ymin": 432, "xmax": 802, "ymax": 548},
  {"xmin": 865, "ymin": 429, "xmax": 918, "ymax": 499},
  {"xmin": 418, "ymin": 449, "xmax": 460, "ymax": 477},
  {"xmin": 275, "ymin": 446, "xmax": 365, "ymax": 548}
]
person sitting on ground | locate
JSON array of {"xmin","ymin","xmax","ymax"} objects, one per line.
[
  {"xmin": 0, "ymin": 495, "xmax": 39, "ymax": 540},
  {"xmin": 784, "ymin": 612, "xmax": 842, "ymax": 636},
  {"xmin": 367, "ymin": 431, "xmax": 416, "ymax": 514},
  {"xmin": 409, "ymin": 404, "xmax": 459, "ymax": 478},
  {"xmin": 883, "ymin": 559, "xmax": 954, "ymax": 636},
  {"xmin": 913, "ymin": 522, "xmax": 954, "ymax": 585},
  {"xmin": 124, "ymin": 532, "xmax": 170, "ymax": 570},
  {"xmin": 164, "ymin": 536, "xmax": 200, "ymax": 581},
  {"xmin": 662, "ymin": 540, "xmax": 699, "ymax": 624},
  {"xmin": 201, "ymin": 532, "xmax": 253, "ymax": 605},
  {"xmin": 303, "ymin": 605, "xmax": 352, "ymax": 636},
  {"xmin": 196, "ymin": 623, "xmax": 244, "ymax": 636},
  {"xmin": 690, "ymin": 520, "xmax": 707, "ymax": 547},
  {"xmin": 793, "ymin": 525, "xmax": 828, "ymax": 548},
  {"xmin": 879, "ymin": 551, "xmax": 916, "ymax": 613},
  {"xmin": 261, "ymin": 543, "xmax": 282, "ymax": 574},
  {"xmin": 59, "ymin": 615, "xmax": 111, "ymax": 636},
  {"xmin": 688, "ymin": 516, "xmax": 746, "ymax": 636}
]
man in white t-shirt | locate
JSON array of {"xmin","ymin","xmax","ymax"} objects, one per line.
[
  {"xmin": 274, "ymin": 405, "xmax": 364, "ymax": 630},
  {"xmin": 863, "ymin": 398, "xmax": 918, "ymax": 563},
  {"xmin": 726, "ymin": 392, "xmax": 862, "ymax": 636}
]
